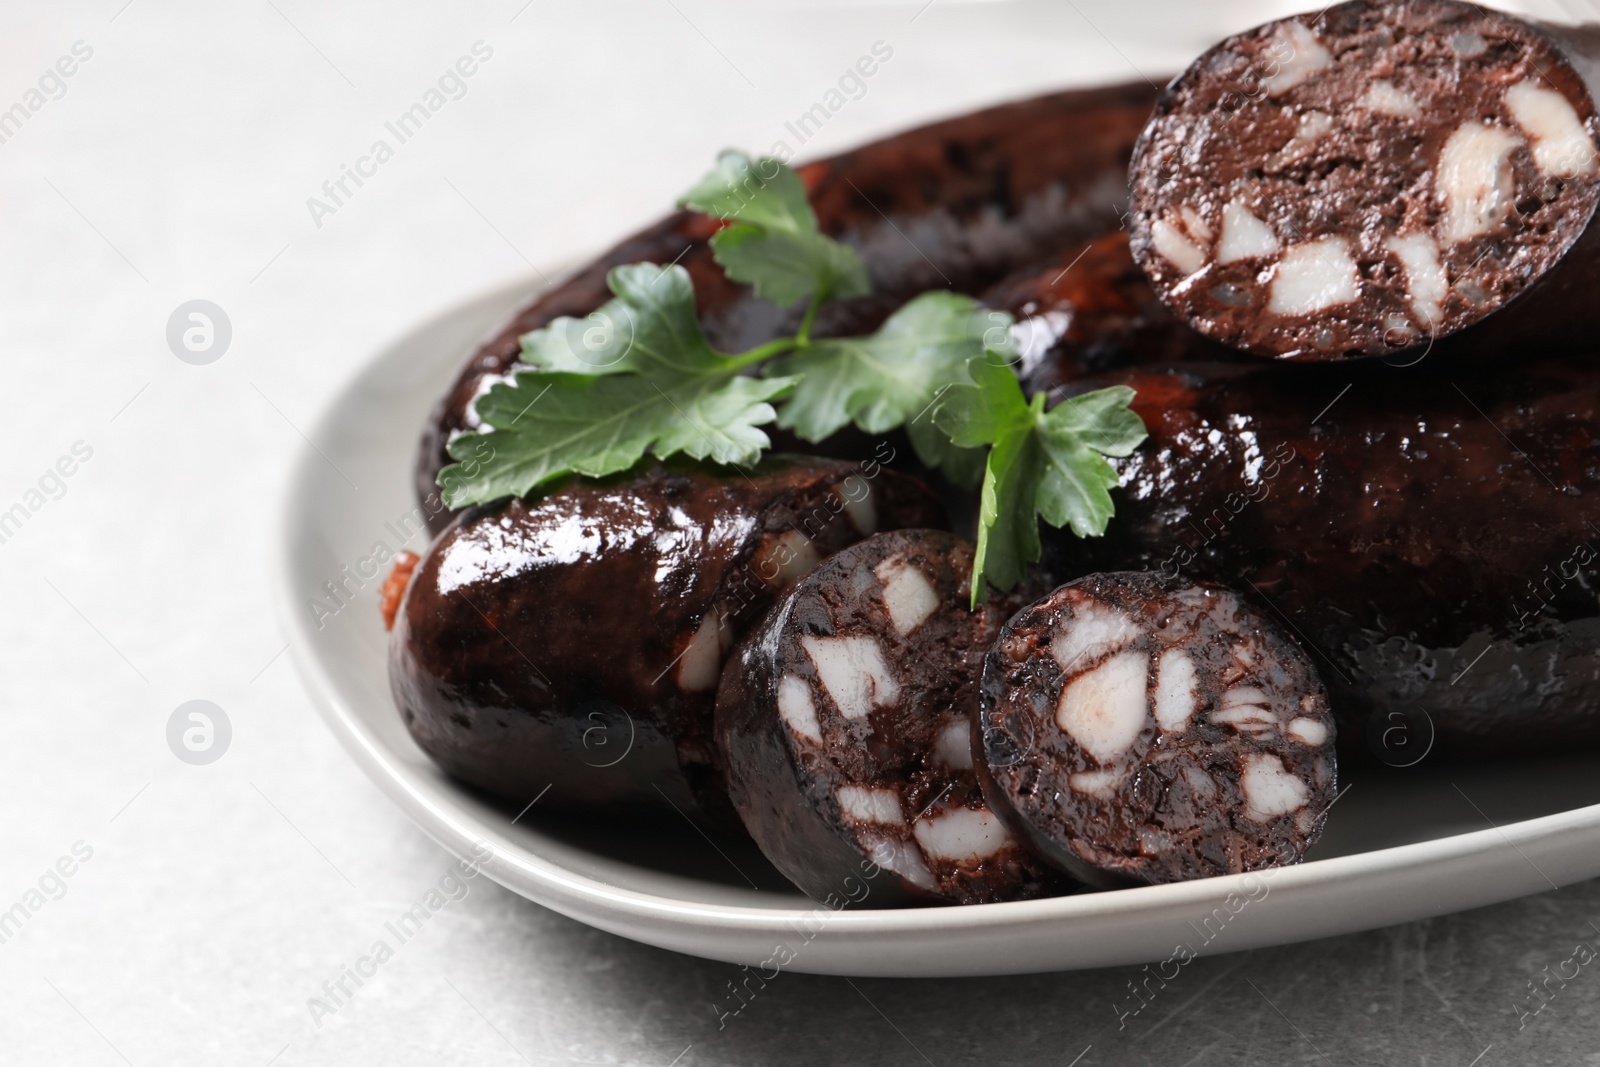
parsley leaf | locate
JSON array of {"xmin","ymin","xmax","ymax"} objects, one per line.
[
  {"xmin": 680, "ymin": 151, "xmax": 869, "ymax": 309},
  {"xmin": 770, "ymin": 292, "xmax": 1001, "ymax": 485},
  {"xmin": 438, "ymin": 263, "xmax": 795, "ymax": 508},
  {"xmin": 437, "ymin": 150, "xmax": 1147, "ymax": 612},
  {"xmin": 935, "ymin": 357, "xmax": 1146, "ymax": 605}
]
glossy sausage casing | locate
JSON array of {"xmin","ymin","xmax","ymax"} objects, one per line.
[
  {"xmin": 390, "ymin": 456, "xmax": 944, "ymax": 818},
  {"xmin": 1046, "ymin": 358, "xmax": 1600, "ymax": 758},
  {"xmin": 979, "ymin": 229, "xmax": 1241, "ymax": 398},
  {"xmin": 415, "ymin": 83, "xmax": 1163, "ymax": 530}
]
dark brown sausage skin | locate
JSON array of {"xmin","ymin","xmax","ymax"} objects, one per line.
[
  {"xmin": 415, "ymin": 83, "xmax": 1164, "ymax": 531},
  {"xmin": 716, "ymin": 530, "xmax": 1071, "ymax": 906},
  {"xmin": 1044, "ymin": 357, "xmax": 1600, "ymax": 760},
  {"xmin": 389, "ymin": 456, "xmax": 944, "ymax": 820},
  {"xmin": 1128, "ymin": 0, "xmax": 1600, "ymax": 362},
  {"xmin": 979, "ymin": 229, "xmax": 1241, "ymax": 398},
  {"xmin": 977, "ymin": 573, "xmax": 1336, "ymax": 888}
]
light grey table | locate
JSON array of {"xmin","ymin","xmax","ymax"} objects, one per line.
[{"xmin": 3, "ymin": 0, "xmax": 1590, "ymax": 1063}]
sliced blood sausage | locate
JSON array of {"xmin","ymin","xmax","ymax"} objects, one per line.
[
  {"xmin": 1044, "ymin": 357, "xmax": 1600, "ymax": 759},
  {"xmin": 979, "ymin": 229, "xmax": 1240, "ymax": 398},
  {"xmin": 1128, "ymin": 0, "xmax": 1600, "ymax": 361},
  {"xmin": 977, "ymin": 572, "xmax": 1336, "ymax": 888},
  {"xmin": 715, "ymin": 529, "xmax": 1070, "ymax": 906},
  {"xmin": 389, "ymin": 457, "xmax": 943, "ymax": 820},
  {"xmin": 416, "ymin": 82, "xmax": 1163, "ymax": 530}
]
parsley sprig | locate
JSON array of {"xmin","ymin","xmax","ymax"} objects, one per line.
[
  {"xmin": 438, "ymin": 152, "xmax": 1146, "ymax": 603},
  {"xmin": 936, "ymin": 358, "xmax": 1146, "ymax": 606}
]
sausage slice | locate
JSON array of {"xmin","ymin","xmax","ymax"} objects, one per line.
[
  {"xmin": 977, "ymin": 572, "xmax": 1337, "ymax": 888},
  {"xmin": 1128, "ymin": 0, "xmax": 1600, "ymax": 361},
  {"xmin": 715, "ymin": 530, "xmax": 1071, "ymax": 906}
]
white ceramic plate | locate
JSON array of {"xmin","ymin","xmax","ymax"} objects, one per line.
[{"xmin": 277, "ymin": 272, "xmax": 1600, "ymax": 977}]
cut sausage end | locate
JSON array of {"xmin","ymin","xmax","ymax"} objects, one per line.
[
  {"xmin": 979, "ymin": 572, "xmax": 1337, "ymax": 887},
  {"xmin": 1129, "ymin": 0, "xmax": 1600, "ymax": 360},
  {"xmin": 717, "ymin": 530, "xmax": 1074, "ymax": 906}
]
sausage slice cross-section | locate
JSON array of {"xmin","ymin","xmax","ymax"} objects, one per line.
[
  {"xmin": 1128, "ymin": 0, "xmax": 1600, "ymax": 361},
  {"xmin": 977, "ymin": 572, "xmax": 1337, "ymax": 888},
  {"xmin": 715, "ymin": 530, "xmax": 1071, "ymax": 906}
]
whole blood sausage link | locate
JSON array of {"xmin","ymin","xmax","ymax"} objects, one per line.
[
  {"xmin": 389, "ymin": 457, "xmax": 943, "ymax": 820},
  {"xmin": 1044, "ymin": 357, "xmax": 1600, "ymax": 759}
]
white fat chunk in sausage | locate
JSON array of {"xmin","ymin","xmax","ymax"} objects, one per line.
[
  {"xmin": 1217, "ymin": 200, "xmax": 1280, "ymax": 264},
  {"xmin": 1241, "ymin": 753, "xmax": 1310, "ymax": 822},
  {"xmin": 777, "ymin": 673, "xmax": 823, "ymax": 744},
  {"xmin": 1287, "ymin": 717, "xmax": 1329, "ymax": 746},
  {"xmin": 1180, "ymin": 205, "xmax": 1213, "ymax": 243},
  {"xmin": 676, "ymin": 615, "xmax": 725, "ymax": 692},
  {"xmin": 1212, "ymin": 686, "xmax": 1278, "ymax": 733},
  {"xmin": 1211, "ymin": 705, "xmax": 1278, "ymax": 734},
  {"xmin": 1505, "ymin": 80, "xmax": 1598, "ymax": 178},
  {"xmin": 757, "ymin": 529, "xmax": 823, "ymax": 588},
  {"xmin": 844, "ymin": 481, "xmax": 877, "ymax": 536},
  {"xmin": 1056, "ymin": 650, "xmax": 1150, "ymax": 764},
  {"xmin": 1070, "ymin": 766, "xmax": 1129, "ymax": 797},
  {"xmin": 1221, "ymin": 686, "xmax": 1270, "ymax": 709},
  {"xmin": 873, "ymin": 557, "xmax": 941, "ymax": 636},
  {"xmin": 1269, "ymin": 110, "xmax": 1334, "ymax": 170},
  {"xmin": 1267, "ymin": 236, "xmax": 1361, "ymax": 315},
  {"xmin": 1437, "ymin": 122, "xmax": 1522, "ymax": 244},
  {"xmin": 862, "ymin": 834, "xmax": 937, "ymax": 889},
  {"xmin": 934, "ymin": 717, "xmax": 973, "ymax": 770},
  {"xmin": 1384, "ymin": 233, "xmax": 1448, "ymax": 327},
  {"xmin": 913, "ymin": 807, "xmax": 1012, "ymax": 862},
  {"xmin": 1182, "ymin": 765, "xmax": 1218, "ymax": 799},
  {"xmin": 1151, "ymin": 216, "xmax": 1208, "ymax": 276},
  {"xmin": 1051, "ymin": 601, "xmax": 1140, "ymax": 672},
  {"xmin": 837, "ymin": 784, "xmax": 904, "ymax": 825},
  {"xmin": 802, "ymin": 634, "xmax": 900, "ymax": 720},
  {"xmin": 1263, "ymin": 22, "xmax": 1331, "ymax": 96},
  {"xmin": 1360, "ymin": 80, "xmax": 1421, "ymax": 119},
  {"xmin": 1154, "ymin": 648, "xmax": 1198, "ymax": 731}
]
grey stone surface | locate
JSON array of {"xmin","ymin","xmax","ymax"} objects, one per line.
[{"xmin": 401, "ymin": 869, "xmax": 1600, "ymax": 1066}]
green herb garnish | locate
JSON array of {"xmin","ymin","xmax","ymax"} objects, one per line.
[
  {"xmin": 439, "ymin": 151, "xmax": 1147, "ymax": 602},
  {"xmin": 679, "ymin": 150, "xmax": 869, "ymax": 321},
  {"xmin": 444, "ymin": 263, "xmax": 794, "ymax": 502},
  {"xmin": 936, "ymin": 358, "xmax": 1146, "ymax": 607}
]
